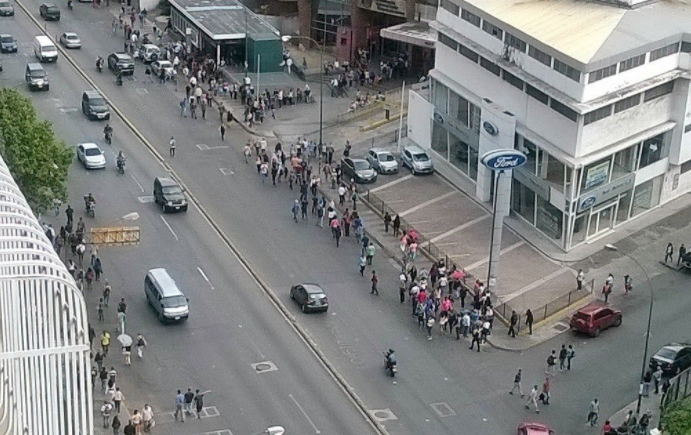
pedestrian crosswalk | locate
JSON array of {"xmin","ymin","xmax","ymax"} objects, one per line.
[{"xmin": 155, "ymin": 406, "xmax": 220, "ymax": 424}]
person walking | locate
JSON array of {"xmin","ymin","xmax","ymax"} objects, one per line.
[
  {"xmin": 142, "ymin": 404, "xmax": 154, "ymax": 432},
  {"xmin": 587, "ymin": 398, "xmax": 600, "ymax": 426},
  {"xmin": 602, "ymin": 280, "xmax": 612, "ymax": 303},
  {"xmin": 546, "ymin": 350, "xmax": 557, "ymax": 376},
  {"xmin": 179, "ymin": 98, "xmax": 187, "ymax": 117},
  {"xmin": 94, "ymin": 257, "xmax": 103, "ymax": 281},
  {"xmin": 508, "ymin": 310, "xmax": 518, "ymax": 338},
  {"xmin": 678, "ymin": 243, "xmax": 687, "ymax": 266},
  {"xmin": 100, "ymin": 367, "xmax": 109, "ymax": 394},
  {"xmin": 509, "ymin": 369, "xmax": 524, "ymax": 397},
  {"xmin": 384, "ymin": 212, "xmax": 392, "ymax": 233},
  {"xmin": 101, "ymin": 330, "xmax": 111, "ymax": 356},
  {"xmin": 398, "ymin": 272, "xmax": 407, "ymax": 303},
  {"xmin": 174, "ymin": 390, "xmax": 185, "ymax": 422},
  {"xmin": 103, "ymin": 281, "xmax": 111, "ymax": 307},
  {"xmin": 359, "ymin": 253, "xmax": 366, "ymax": 276},
  {"xmin": 219, "ymin": 124, "xmax": 226, "ymax": 141},
  {"xmin": 136, "ymin": 333, "xmax": 147, "ymax": 359},
  {"xmin": 370, "ymin": 271, "xmax": 379, "ymax": 295},
  {"xmin": 624, "ymin": 274, "xmax": 632, "ymax": 295},
  {"xmin": 101, "ymin": 400, "xmax": 114, "ymax": 428},
  {"xmin": 66, "ymin": 204, "xmax": 74, "ymax": 227},
  {"xmin": 111, "ymin": 415, "xmax": 122, "ymax": 435},
  {"xmin": 577, "ymin": 269, "xmax": 584, "ymax": 290},
  {"xmin": 525, "ymin": 386, "xmax": 539, "ymax": 413},
  {"xmin": 94, "ymin": 350, "xmax": 104, "ymax": 372},
  {"xmin": 653, "ymin": 365, "xmax": 663, "ymax": 394},
  {"xmin": 566, "ymin": 344, "xmax": 575, "ymax": 370},
  {"xmin": 558, "ymin": 345, "xmax": 567, "ymax": 371},
  {"xmin": 169, "ymin": 136, "xmax": 176, "ymax": 157},
  {"xmin": 665, "ymin": 242, "xmax": 674, "ymax": 263},
  {"xmin": 113, "ymin": 387, "xmax": 124, "ymax": 414},
  {"xmin": 292, "ymin": 200, "xmax": 299, "ymax": 222},
  {"xmin": 98, "ymin": 298, "xmax": 105, "ymax": 322},
  {"xmin": 525, "ymin": 309, "xmax": 534, "ymax": 335},
  {"xmin": 469, "ymin": 326, "xmax": 481, "ymax": 352},
  {"xmin": 540, "ymin": 377, "xmax": 551, "ymax": 405},
  {"xmin": 183, "ymin": 387, "xmax": 195, "ymax": 416},
  {"xmin": 392, "ymin": 215, "xmax": 401, "ymax": 237},
  {"xmin": 365, "ymin": 242, "xmax": 376, "ymax": 265},
  {"xmin": 193, "ymin": 389, "xmax": 206, "ymax": 419}
]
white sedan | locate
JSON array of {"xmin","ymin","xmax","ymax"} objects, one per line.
[
  {"xmin": 151, "ymin": 60, "xmax": 173, "ymax": 78},
  {"xmin": 76, "ymin": 143, "xmax": 106, "ymax": 169},
  {"xmin": 59, "ymin": 32, "xmax": 81, "ymax": 49}
]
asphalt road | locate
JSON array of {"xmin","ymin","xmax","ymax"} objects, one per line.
[{"xmin": 3, "ymin": 3, "xmax": 691, "ymax": 435}]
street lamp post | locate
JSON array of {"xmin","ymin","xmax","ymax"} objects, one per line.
[
  {"xmin": 605, "ymin": 243, "xmax": 654, "ymax": 415},
  {"xmin": 281, "ymin": 35, "xmax": 324, "ymax": 149}
]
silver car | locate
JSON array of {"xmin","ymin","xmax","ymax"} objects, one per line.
[
  {"xmin": 366, "ymin": 148, "xmax": 399, "ymax": 174},
  {"xmin": 59, "ymin": 32, "xmax": 81, "ymax": 49},
  {"xmin": 76, "ymin": 143, "xmax": 106, "ymax": 169},
  {"xmin": 151, "ymin": 60, "xmax": 173, "ymax": 77},
  {"xmin": 401, "ymin": 145, "xmax": 434, "ymax": 175},
  {"xmin": 0, "ymin": 1, "xmax": 14, "ymax": 16}
]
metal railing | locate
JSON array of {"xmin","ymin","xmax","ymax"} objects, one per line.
[
  {"xmin": 0, "ymin": 155, "xmax": 92, "ymax": 435},
  {"xmin": 661, "ymin": 366, "xmax": 691, "ymax": 415}
]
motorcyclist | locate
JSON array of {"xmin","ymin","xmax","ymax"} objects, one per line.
[
  {"xmin": 117, "ymin": 151, "xmax": 126, "ymax": 170},
  {"xmin": 385, "ymin": 349, "xmax": 397, "ymax": 369},
  {"xmin": 116, "ymin": 70, "xmax": 123, "ymax": 85},
  {"xmin": 103, "ymin": 124, "xmax": 113, "ymax": 143},
  {"xmin": 96, "ymin": 56, "xmax": 104, "ymax": 72},
  {"xmin": 84, "ymin": 193, "xmax": 95, "ymax": 211}
]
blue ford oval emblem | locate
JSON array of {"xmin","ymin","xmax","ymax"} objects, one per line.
[
  {"xmin": 481, "ymin": 149, "xmax": 527, "ymax": 170},
  {"xmin": 579, "ymin": 196, "xmax": 597, "ymax": 210},
  {"xmin": 483, "ymin": 121, "xmax": 498, "ymax": 136}
]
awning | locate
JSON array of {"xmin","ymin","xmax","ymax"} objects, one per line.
[{"xmin": 380, "ymin": 21, "xmax": 436, "ymax": 49}]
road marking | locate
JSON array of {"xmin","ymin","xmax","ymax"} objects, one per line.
[
  {"xmin": 153, "ymin": 406, "xmax": 220, "ymax": 424},
  {"xmin": 289, "ymin": 394, "xmax": 321, "ymax": 434},
  {"xmin": 407, "ymin": 221, "xmax": 430, "ymax": 225},
  {"xmin": 430, "ymin": 402, "xmax": 457, "ymax": 417},
  {"xmin": 59, "ymin": 107, "xmax": 78, "ymax": 113},
  {"xmin": 197, "ymin": 144, "xmax": 229, "ymax": 151},
  {"xmin": 370, "ymin": 174, "xmax": 413, "ymax": 193},
  {"xmin": 251, "ymin": 361, "xmax": 278, "ymax": 373},
  {"xmin": 131, "ymin": 174, "xmax": 145, "ymax": 192},
  {"xmin": 197, "ymin": 267, "xmax": 215, "ymax": 290},
  {"xmin": 190, "ymin": 431, "xmax": 233, "ymax": 435},
  {"xmin": 370, "ymin": 409, "xmax": 398, "ymax": 422},
  {"xmin": 400, "ymin": 191, "xmax": 456, "ymax": 217},
  {"xmin": 383, "ymin": 199, "xmax": 406, "ymax": 204},
  {"xmin": 160, "ymin": 215, "xmax": 179, "ymax": 241},
  {"xmin": 135, "ymin": 88, "xmax": 149, "ymax": 94},
  {"xmin": 137, "ymin": 195, "xmax": 154, "ymax": 203},
  {"xmin": 464, "ymin": 241, "xmax": 525, "ymax": 271},
  {"xmin": 501, "ymin": 268, "xmax": 571, "ymax": 303},
  {"xmin": 219, "ymin": 167, "xmax": 234, "ymax": 175},
  {"xmin": 430, "ymin": 215, "xmax": 491, "ymax": 243},
  {"xmin": 252, "ymin": 342, "xmax": 266, "ymax": 359}
]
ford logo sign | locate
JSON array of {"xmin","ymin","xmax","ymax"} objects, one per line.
[
  {"xmin": 483, "ymin": 121, "xmax": 499, "ymax": 136},
  {"xmin": 579, "ymin": 196, "xmax": 597, "ymax": 210},
  {"xmin": 480, "ymin": 149, "xmax": 527, "ymax": 171}
]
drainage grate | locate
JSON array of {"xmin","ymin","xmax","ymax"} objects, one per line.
[
  {"xmin": 430, "ymin": 402, "xmax": 457, "ymax": 417},
  {"xmin": 370, "ymin": 409, "xmax": 398, "ymax": 422},
  {"xmin": 251, "ymin": 361, "xmax": 278, "ymax": 373},
  {"xmin": 553, "ymin": 323, "xmax": 569, "ymax": 332}
]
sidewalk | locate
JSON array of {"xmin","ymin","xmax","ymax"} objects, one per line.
[{"xmin": 607, "ymin": 394, "xmax": 663, "ymax": 434}]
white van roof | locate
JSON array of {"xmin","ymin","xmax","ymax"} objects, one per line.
[
  {"xmin": 35, "ymin": 35, "xmax": 54, "ymax": 44},
  {"xmin": 147, "ymin": 268, "xmax": 184, "ymax": 297}
]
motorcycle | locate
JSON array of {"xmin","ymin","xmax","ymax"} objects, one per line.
[
  {"xmin": 104, "ymin": 126, "xmax": 113, "ymax": 145},
  {"xmin": 96, "ymin": 57, "xmax": 104, "ymax": 73},
  {"xmin": 84, "ymin": 196, "xmax": 95, "ymax": 218},
  {"xmin": 117, "ymin": 158, "xmax": 125, "ymax": 175},
  {"xmin": 383, "ymin": 351, "xmax": 397, "ymax": 378}
]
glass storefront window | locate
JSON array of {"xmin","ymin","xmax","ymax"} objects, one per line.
[
  {"xmin": 581, "ymin": 157, "xmax": 612, "ymax": 193},
  {"xmin": 630, "ymin": 176, "xmax": 663, "ymax": 217},
  {"xmin": 470, "ymin": 104, "xmax": 481, "ymax": 134},
  {"xmin": 544, "ymin": 155, "xmax": 565, "ymax": 188},
  {"xmin": 432, "ymin": 122, "xmax": 448, "ymax": 158},
  {"xmin": 450, "ymin": 134, "xmax": 469, "ymax": 175},
  {"xmin": 612, "ymin": 144, "xmax": 637, "ymax": 180},
  {"xmin": 536, "ymin": 197, "xmax": 563, "ymax": 239},
  {"xmin": 521, "ymin": 139, "xmax": 538, "ymax": 174},
  {"xmin": 638, "ymin": 133, "xmax": 667, "ymax": 169},
  {"xmin": 449, "ymin": 92, "xmax": 470, "ymax": 127},
  {"xmin": 571, "ymin": 214, "xmax": 588, "ymax": 247},
  {"xmin": 433, "ymin": 80, "xmax": 449, "ymax": 114},
  {"xmin": 616, "ymin": 191, "xmax": 632, "ymax": 223},
  {"xmin": 512, "ymin": 179, "xmax": 536, "ymax": 224},
  {"xmin": 469, "ymin": 147, "xmax": 479, "ymax": 181}
]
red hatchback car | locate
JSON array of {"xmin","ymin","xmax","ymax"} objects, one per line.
[
  {"xmin": 518, "ymin": 422, "xmax": 554, "ymax": 435},
  {"xmin": 570, "ymin": 303, "xmax": 622, "ymax": 337}
]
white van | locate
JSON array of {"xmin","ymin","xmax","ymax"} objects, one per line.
[
  {"xmin": 33, "ymin": 35, "xmax": 58, "ymax": 62},
  {"xmin": 145, "ymin": 268, "xmax": 189, "ymax": 322}
]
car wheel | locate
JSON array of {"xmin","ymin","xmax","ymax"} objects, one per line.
[
  {"xmin": 613, "ymin": 317, "xmax": 622, "ymax": 327},
  {"xmin": 410, "ymin": 166, "xmax": 416, "ymax": 175},
  {"xmin": 301, "ymin": 304, "xmax": 307, "ymax": 313},
  {"xmin": 592, "ymin": 327, "xmax": 601, "ymax": 337},
  {"xmin": 290, "ymin": 290, "xmax": 295, "ymax": 300},
  {"xmin": 158, "ymin": 311, "xmax": 164, "ymax": 322},
  {"xmin": 161, "ymin": 202, "xmax": 167, "ymax": 213}
]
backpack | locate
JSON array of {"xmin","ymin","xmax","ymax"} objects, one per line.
[{"xmin": 547, "ymin": 355, "xmax": 556, "ymax": 365}]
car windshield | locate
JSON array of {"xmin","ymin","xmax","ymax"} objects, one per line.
[
  {"xmin": 90, "ymin": 97, "xmax": 106, "ymax": 106},
  {"xmin": 44, "ymin": 44, "xmax": 56, "ymax": 51},
  {"xmin": 412, "ymin": 152, "xmax": 429, "ymax": 162},
  {"xmin": 29, "ymin": 71, "xmax": 45, "ymax": 78},
  {"xmin": 380, "ymin": 153, "xmax": 395, "ymax": 162},
  {"xmin": 656, "ymin": 348, "xmax": 679, "ymax": 360},
  {"xmin": 309, "ymin": 293, "xmax": 327, "ymax": 300},
  {"xmin": 84, "ymin": 148, "xmax": 102, "ymax": 156},
  {"xmin": 47, "ymin": 6, "xmax": 58, "ymax": 11},
  {"xmin": 353, "ymin": 161, "xmax": 370, "ymax": 170},
  {"xmin": 162, "ymin": 186, "xmax": 182, "ymax": 195},
  {"xmin": 1, "ymin": 36, "xmax": 14, "ymax": 43},
  {"xmin": 0, "ymin": 2, "xmax": 10, "ymax": 7},
  {"xmin": 162, "ymin": 295, "xmax": 187, "ymax": 308},
  {"xmin": 66, "ymin": 34, "xmax": 78, "ymax": 40}
]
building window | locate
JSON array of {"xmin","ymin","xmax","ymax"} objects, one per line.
[
  {"xmin": 528, "ymin": 46, "xmax": 551, "ymax": 66},
  {"xmin": 433, "ymin": 79, "xmax": 449, "ymax": 113},
  {"xmin": 482, "ymin": 21, "xmax": 503, "ymax": 40},
  {"xmin": 439, "ymin": 0, "xmax": 460, "ymax": 15},
  {"xmin": 432, "ymin": 121, "xmax": 449, "ymax": 158},
  {"xmin": 502, "ymin": 70, "xmax": 524, "ymax": 90},
  {"xmin": 588, "ymin": 64, "xmax": 617, "ymax": 84},
  {"xmin": 649, "ymin": 43, "xmax": 679, "ymax": 61},
  {"xmin": 583, "ymin": 105, "xmax": 612, "ymax": 126},
  {"xmin": 682, "ymin": 42, "xmax": 691, "ymax": 53},
  {"xmin": 480, "ymin": 57, "xmax": 501, "ymax": 76},
  {"xmin": 461, "ymin": 9, "xmax": 481, "ymax": 27},
  {"xmin": 644, "ymin": 81, "xmax": 674, "ymax": 102},
  {"xmin": 638, "ymin": 133, "xmax": 667, "ymax": 169},
  {"xmin": 459, "ymin": 43, "xmax": 479, "ymax": 62},
  {"xmin": 619, "ymin": 54, "xmax": 646, "ymax": 72},
  {"xmin": 685, "ymin": 124, "xmax": 691, "ymax": 134},
  {"xmin": 505, "ymin": 33, "xmax": 526, "ymax": 52},
  {"xmin": 449, "ymin": 91, "xmax": 470, "ymax": 127},
  {"xmin": 512, "ymin": 178, "xmax": 536, "ymax": 225},
  {"xmin": 553, "ymin": 59, "xmax": 581, "ymax": 82},
  {"xmin": 550, "ymin": 99, "xmax": 578, "ymax": 121},
  {"xmin": 526, "ymin": 85, "xmax": 548, "ymax": 105},
  {"xmin": 614, "ymin": 94, "xmax": 640, "ymax": 113},
  {"xmin": 681, "ymin": 160, "xmax": 691, "ymax": 173},
  {"xmin": 438, "ymin": 32, "xmax": 457, "ymax": 50}
]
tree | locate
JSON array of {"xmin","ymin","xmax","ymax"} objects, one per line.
[
  {"xmin": 662, "ymin": 397, "xmax": 691, "ymax": 435},
  {"xmin": 0, "ymin": 89, "xmax": 72, "ymax": 214}
]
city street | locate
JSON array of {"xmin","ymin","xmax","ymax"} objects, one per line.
[{"xmin": 3, "ymin": 2, "xmax": 691, "ymax": 434}]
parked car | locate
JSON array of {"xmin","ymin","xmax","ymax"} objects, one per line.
[
  {"xmin": 0, "ymin": 1, "xmax": 14, "ymax": 16},
  {"xmin": 517, "ymin": 422, "xmax": 553, "ymax": 435},
  {"xmin": 153, "ymin": 177, "xmax": 188, "ymax": 213},
  {"xmin": 39, "ymin": 3, "xmax": 60, "ymax": 20},
  {"xmin": 341, "ymin": 158, "xmax": 378, "ymax": 184},
  {"xmin": 366, "ymin": 148, "xmax": 399, "ymax": 174},
  {"xmin": 150, "ymin": 60, "xmax": 173, "ymax": 77},
  {"xmin": 0, "ymin": 34, "xmax": 17, "ymax": 53},
  {"xmin": 59, "ymin": 32, "xmax": 81, "ymax": 49},
  {"xmin": 107, "ymin": 52, "xmax": 135, "ymax": 75},
  {"xmin": 650, "ymin": 343, "xmax": 691, "ymax": 375},
  {"xmin": 290, "ymin": 283, "xmax": 329, "ymax": 313},
  {"xmin": 81, "ymin": 91, "xmax": 110, "ymax": 120},
  {"xmin": 569, "ymin": 303, "xmax": 622, "ymax": 337},
  {"xmin": 136, "ymin": 43, "xmax": 160, "ymax": 62},
  {"xmin": 401, "ymin": 144, "xmax": 434, "ymax": 175},
  {"xmin": 76, "ymin": 143, "xmax": 106, "ymax": 169}
]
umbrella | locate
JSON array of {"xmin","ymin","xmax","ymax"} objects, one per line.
[
  {"xmin": 451, "ymin": 270, "xmax": 466, "ymax": 280},
  {"xmin": 117, "ymin": 334, "xmax": 132, "ymax": 347}
]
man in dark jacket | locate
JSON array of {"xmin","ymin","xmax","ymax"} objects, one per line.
[
  {"xmin": 123, "ymin": 421, "xmax": 136, "ymax": 435},
  {"xmin": 508, "ymin": 310, "xmax": 518, "ymax": 337}
]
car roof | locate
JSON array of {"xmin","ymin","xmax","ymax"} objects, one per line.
[
  {"xmin": 577, "ymin": 303, "xmax": 616, "ymax": 314},
  {"xmin": 0, "ymin": 34, "xmax": 11, "ymax": 38},
  {"xmin": 63, "ymin": 32, "xmax": 78, "ymax": 36},
  {"xmin": 142, "ymin": 43, "xmax": 158, "ymax": 48},
  {"xmin": 370, "ymin": 148, "xmax": 392, "ymax": 154},
  {"xmin": 43, "ymin": 3, "xmax": 57, "ymax": 6},
  {"xmin": 84, "ymin": 90, "xmax": 101, "ymax": 97},
  {"xmin": 519, "ymin": 422, "xmax": 551, "ymax": 433},
  {"xmin": 156, "ymin": 177, "xmax": 179, "ymax": 187},
  {"xmin": 350, "ymin": 158, "xmax": 368, "ymax": 163},
  {"xmin": 79, "ymin": 142, "xmax": 100, "ymax": 149},
  {"xmin": 403, "ymin": 144, "xmax": 426, "ymax": 153},
  {"xmin": 300, "ymin": 284, "xmax": 325, "ymax": 294},
  {"xmin": 112, "ymin": 52, "xmax": 132, "ymax": 59},
  {"xmin": 659, "ymin": 343, "xmax": 691, "ymax": 352}
]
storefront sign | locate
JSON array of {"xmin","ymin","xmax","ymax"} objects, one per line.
[
  {"xmin": 577, "ymin": 173, "xmax": 635, "ymax": 213},
  {"xmin": 483, "ymin": 121, "xmax": 499, "ymax": 136},
  {"xmin": 513, "ymin": 168, "xmax": 550, "ymax": 200},
  {"xmin": 481, "ymin": 149, "xmax": 527, "ymax": 171},
  {"xmin": 584, "ymin": 161, "xmax": 610, "ymax": 190}
]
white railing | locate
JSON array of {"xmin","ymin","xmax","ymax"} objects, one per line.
[{"xmin": 0, "ymin": 155, "xmax": 92, "ymax": 435}]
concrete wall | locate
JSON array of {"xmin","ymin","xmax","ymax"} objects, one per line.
[{"xmin": 668, "ymin": 79, "xmax": 691, "ymax": 166}]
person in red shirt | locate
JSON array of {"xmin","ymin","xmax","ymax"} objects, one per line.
[
  {"xmin": 370, "ymin": 271, "xmax": 379, "ymax": 295},
  {"xmin": 602, "ymin": 420, "xmax": 615, "ymax": 435}
]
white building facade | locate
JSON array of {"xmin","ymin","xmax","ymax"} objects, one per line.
[{"xmin": 407, "ymin": 0, "xmax": 691, "ymax": 251}]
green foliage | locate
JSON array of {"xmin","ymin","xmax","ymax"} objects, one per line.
[
  {"xmin": 663, "ymin": 397, "xmax": 691, "ymax": 435},
  {"xmin": 0, "ymin": 89, "xmax": 72, "ymax": 214},
  {"xmin": 156, "ymin": 0, "xmax": 170, "ymax": 16}
]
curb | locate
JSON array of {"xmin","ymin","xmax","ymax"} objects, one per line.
[{"xmin": 14, "ymin": 4, "xmax": 386, "ymax": 433}]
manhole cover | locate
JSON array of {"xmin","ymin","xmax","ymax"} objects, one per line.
[
  {"xmin": 553, "ymin": 323, "xmax": 569, "ymax": 332},
  {"xmin": 251, "ymin": 361, "xmax": 278, "ymax": 373},
  {"xmin": 370, "ymin": 409, "xmax": 397, "ymax": 422}
]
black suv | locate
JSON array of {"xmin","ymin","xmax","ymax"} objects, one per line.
[
  {"xmin": 82, "ymin": 91, "xmax": 110, "ymax": 120},
  {"xmin": 153, "ymin": 177, "xmax": 188, "ymax": 213},
  {"xmin": 39, "ymin": 3, "xmax": 60, "ymax": 20},
  {"xmin": 107, "ymin": 52, "xmax": 134, "ymax": 76},
  {"xmin": 650, "ymin": 343, "xmax": 691, "ymax": 376}
]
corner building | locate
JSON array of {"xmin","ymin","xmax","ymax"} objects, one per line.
[{"xmin": 407, "ymin": 0, "xmax": 691, "ymax": 251}]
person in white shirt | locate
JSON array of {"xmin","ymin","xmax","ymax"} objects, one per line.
[
  {"xmin": 525, "ymin": 385, "xmax": 539, "ymax": 413},
  {"xmin": 142, "ymin": 404, "xmax": 154, "ymax": 431}
]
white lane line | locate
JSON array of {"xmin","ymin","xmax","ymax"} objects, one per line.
[
  {"xmin": 131, "ymin": 174, "xmax": 145, "ymax": 192},
  {"xmin": 370, "ymin": 174, "xmax": 414, "ymax": 193},
  {"xmin": 400, "ymin": 191, "xmax": 457, "ymax": 217},
  {"xmin": 430, "ymin": 214, "xmax": 491, "ymax": 243},
  {"xmin": 464, "ymin": 241, "xmax": 525, "ymax": 271},
  {"xmin": 501, "ymin": 268, "xmax": 571, "ymax": 303},
  {"xmin": 289, "ymin": 394, "xmax": 321, "ymax": 434},
  {"xmin": 197, "ymin": 267, "xmax": 215, "ymax": 290},
  {"xmin": 160, "ymin": 215, "xmax": 179, "ymax": 241}
]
